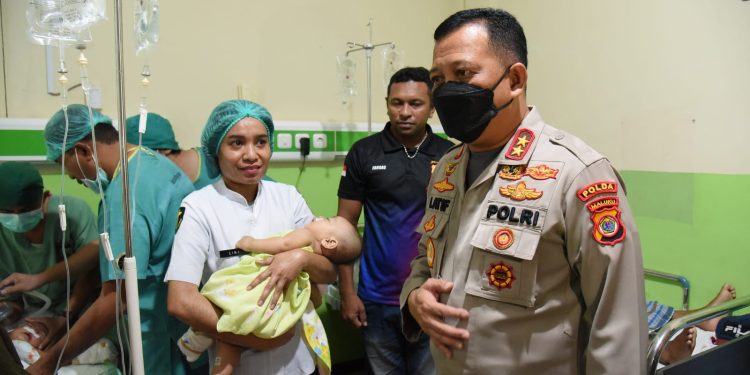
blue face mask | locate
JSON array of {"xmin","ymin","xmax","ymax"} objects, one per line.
[
  {"xmin": 75, "ymin": 148, "xmax": 110, "ymax": 195},
  {"xmin": 0, "ymin": 207, "xmax": 43, "ymax": 233}
]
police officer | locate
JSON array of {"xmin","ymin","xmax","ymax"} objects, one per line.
[{"xmin": 401, "ymin": 8, "xmax": 647, "ymax": 374}]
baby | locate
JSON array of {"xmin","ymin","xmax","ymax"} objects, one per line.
[
  {"xmin": 178, "ymin": 216, "xmax": 361, "ymax": 375},
  {"xmin": 9, "ymin": 318, "xmax": 118, "ymax": 370}
]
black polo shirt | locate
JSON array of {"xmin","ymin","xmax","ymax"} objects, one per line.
[{"xmin": 338, "ymin": 122, "xmax": 454, "ymax": 304}]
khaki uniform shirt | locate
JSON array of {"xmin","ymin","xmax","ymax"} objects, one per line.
[{"xmin": 400, "ymin": 108, "xmax": 647, "ymax": 375}]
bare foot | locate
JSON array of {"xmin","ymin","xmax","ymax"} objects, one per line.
[
  {"xmin": 698, "ymin": 283, "xmax": 736, "ymax": 331},
  {"xmin": 660, "ymin": 327, "xmax": 696, "ymax": 365}
]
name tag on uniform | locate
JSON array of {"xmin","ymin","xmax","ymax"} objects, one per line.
[{"xmin": 219, "ymin": 248, "xmax": 244, "ymax": 258}]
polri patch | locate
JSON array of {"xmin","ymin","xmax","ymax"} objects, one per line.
[
  {"xmin": 444, "ymin": 162, "xmax": 458, "ymax": 177},
  {"xmin": 426, "ymin": 237, "xmax": 436, "ymax": 268},
  {"xmin": 498, "ymin": 165, "xmax": 525, "ymax": 180},
  {"xmin": 433, "ymin": 178, "xmax": 455, "ymax": 193},
  {"xmin": 423, "ymin": 214, "xmax": 436, "ymax": 232},
  {"xmin": 492, "ymin": 228, "xmax": 514, "ymax": 250},
  {"xmin": 590, "ymin": 207, "xmax": 626, "ymax": 245},
  {"xmin": 525, "ymin": 164, "xmax": 559, "ymax": 180},
  {"xmin": 577, "ymin": 181, "xmax": 618, "ymax": 202},
  {"xmin": 499, "ymin": 181, "xmax": 543, "ymax": 201},
  {"xmin": 586, "ymin": 196, "xmax": 620, "ymax": 212},
  {"xmin": 505, "ymin": 128, "xmax": 535, "ymax": 160},
  {"xmin": 487, "ymin": 261, "xmax": 515, "ymax": 290}
]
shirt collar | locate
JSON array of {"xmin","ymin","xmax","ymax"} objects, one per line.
[
  {"xmin": 213, "ymin": 177, "xmax": 262, "ymax": 206},
  {"xmin": 380, "ymin": 122, "xmax": 441, "ymax": 157}
]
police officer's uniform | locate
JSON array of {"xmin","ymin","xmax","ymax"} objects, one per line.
[{"xmin": 400, "ymin": 107, "xmax": 648, "ymax": 374}]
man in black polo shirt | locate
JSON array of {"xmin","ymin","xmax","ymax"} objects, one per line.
[{"xmin": 337, "ymin": 67, "xmax": 454, "ymax": 374}]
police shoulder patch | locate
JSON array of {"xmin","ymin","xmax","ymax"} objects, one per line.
[{"xmin": 175, "ymin": 207, "xmax": 186, "ymax": 233}]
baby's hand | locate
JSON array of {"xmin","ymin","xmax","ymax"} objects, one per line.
[{"xmin": 235, "ymin": 236, "xmax": 256, "ymax": 252}]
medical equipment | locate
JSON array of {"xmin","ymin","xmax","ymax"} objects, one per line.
[
  {"xmin": 336, "ymin": 55, "xmax": 357, "ymax": 105},
  {"xmin": 134, "ymin": 0, "xmax": 159, "ymax": 56},
  {"xmin": 344, "ymin": 18, "xmax": 394, "ymax": 134},
  {"xmin": 381, "ymin": 46, "xmax": 404, "ymax": 90}
]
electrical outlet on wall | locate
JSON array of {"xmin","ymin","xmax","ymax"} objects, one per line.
[
  {"xmin": 295, "ymin": 133, "xmax": 310, "ymax": 149},
  {"xmin": 277, "ymin": 133, "xmax": 292, "ymax": 149},
  {"xmin": 312, "ymin": 133, "xmax": 327, "ymax": 149}
]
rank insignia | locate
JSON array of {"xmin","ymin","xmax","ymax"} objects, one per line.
[
  {"xmin": 525, "ymin": 164, "xmax": 559, "ymax": 180},
  {"xmin": 498, "ymin": 165, "xmax": 525, "ymax": 180},
  {"xmin": 590, "ymin": 207, "xmax": 626, "ymax": 245},
  {"xmin": 454, "ymin": 145, "xmax": 465, "ymax": 160},
  {"xmin": 423, "ymin": 215, "xmax": 436, "ymax": 233},
  {"xmin": 426, "ymin": 237, "xmax": 436, "ymax": 268},
  {"xmin": 430, "ymin": 161, "xmax": 438, "ymax": 174},
  {"xmin": 505, "ymin": 128, "xmax": 535, "ymax": 160},
  {"xmin": 492, "ymin": 228, "xmax": 514, "ymax": 250},
  {"xmin": 487, "ymin": 261, "xmax": 515, "ymax": 290},
  {"xmin": 444, "ymin": 162, "xmax": 458, "ymax": 177},
  {"xmin": 586, "ymin": 196, "xmax": 620, "ymax": 212},
  {"xmin": 577, "ymin": 181, "xmax": 618, "ymax": 202},
  {"xmin": 433, "ymin": 178, "xmax": 455, "ymax": 193},
  {"xmin": 499, "ymin": 182, "xmax": 543, "ymax": 201}
]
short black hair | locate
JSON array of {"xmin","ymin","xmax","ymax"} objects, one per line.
[
  {"xmin": 387, "ymin": 66, "xmax": 433, "ymax": 97},
  {"xmin": 434, "ymin": 8, "xmax": 528, "ymax": 68},
  {"xmin": 64, "ymin": 122, "xmax": 119, "ymax": 155}
]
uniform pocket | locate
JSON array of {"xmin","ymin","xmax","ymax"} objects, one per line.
[{"xmin": 464, "ymin": 248, "xmax": 538, "ymax": 308}]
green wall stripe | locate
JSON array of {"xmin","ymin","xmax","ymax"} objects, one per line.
[{"xmin": 0, "ymin": 130, "xmax": 46, "ymax": 155}]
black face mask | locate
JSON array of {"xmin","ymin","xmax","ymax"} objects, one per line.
[{"xmin": 433, "ymin": 68, "xmax": 513, "ymax": 143}]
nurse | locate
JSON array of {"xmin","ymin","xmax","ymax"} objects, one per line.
[
  {"xmin": 0, "ymin": 161, "xmax": 99, "ymax": 332},
  {"xmin": 125, "ymin": 112, "xmax": 218, "ymax": 189},
  {"xmin": 30, "ymin": 104, "xmax": 193, "ymax": 375},
  {"xmin": 166, "ymin": 99, "xmax": 336, "ymax": 374}
]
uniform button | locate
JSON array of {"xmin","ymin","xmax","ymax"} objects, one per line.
[{"xmin": 554, "ymin": 133, "xmax": 565, "ymax": 140}]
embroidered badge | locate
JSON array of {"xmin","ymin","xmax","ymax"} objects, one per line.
[
  {"xmin": 433, "ymin": 178, "xmax": 455, "ymax": 193},
  {"xmin": 487, "ymin": 261, "xmax": 515, "ymax": 290},
  {"xmin": 577, "ymin": 181, "xmax": 618, "ymax": 202},
  {"xmin": 498, "ymin": 165, "xmax": 525, "ymax": 180},
  {"xmin": 525, "ymin": 164, "xmax": 559, "ymax": 180},
  {"xmin": 175, "ymin": 207, "xmax": 186, "ymax": 233},
  {"xmin": 430, "ymin": 161, "xmax": 438, "ymax": 174},
  {"xmin": 586, "ymin": 196, "xmax": 620, "ymax": 212},
  {"xmin": 454, "ymin": 145, "xmax": 465, "ymax": 160},
  {"xmin": 590, "ymin": 207, "xmax": 626, "ymax": 245},
  {"xmin": 423, "ymin": 215, "xmax": 436, "ymax": 232},
  {"xmin": 505, "ymin": 128, "xmax": 535, "ymax": 160},
  {"xmin": 499, "ymin": 181, "xmax": 543, "ymax": 201},
  {"xmin": 492, "ymin": 228, "xmax": 514, "ymax": 250},
  {"xmin": 444, "ymin": 162, "xmax": 458, "ymax": 177},
  {"xmin": 426, "ymin": 237, "xmax": 436, "ymax": 268}
]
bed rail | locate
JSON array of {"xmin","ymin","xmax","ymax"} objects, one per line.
[{"xmin": 645, "ymin": 269, "xmax": 690, "ymax": 310}]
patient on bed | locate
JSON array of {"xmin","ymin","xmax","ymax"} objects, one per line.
[
  {"xmin": 9, "ymin": 318, "xmax": 118, "ymax": 372},
  {"xmin": 649, "ymin": 283, "xmax": 737, "ymax": 365}
]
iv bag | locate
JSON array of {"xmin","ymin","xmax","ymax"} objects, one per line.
[
  {"xmin": 337, "ymin": 55, "xmax": 357, "ymax": 105},
  {"xmin": 134, "ymin": 0, "xmax": 160, "ymax": 55},
  {"xmin": 26, "ymin": 0, "xmax": 99, "ymax": 46},
  {"xmin": 382, "ymin": 47, "xmax": 404, "ymax": 88},
  {"xmin": 61, "ymin": 0, "xmax": 106, "ymax": 32}
]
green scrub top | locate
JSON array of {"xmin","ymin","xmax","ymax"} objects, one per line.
[
  {"xmin": 0, "ymin": 196, "xmax": 98, "ymax": 315},
  {"xmin": 98, "ymin": 147, "xmax": 193, "ymax": 375},
  {"xmin": 193, "ymin": 146, "xmax": 219, "ymax": 190}
]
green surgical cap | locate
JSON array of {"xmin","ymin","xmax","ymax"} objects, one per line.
[
  {"xmin": 126, "ymin": 112, "xmax": 180, "ymax": 150},
  {"xmin": 44, "ymin": 104, "xmax": 113, "ymax": 161},
  {"xmin": 200, "ymin": 100, "xmax": 274, "ymax": 171},
  {"xmin": 0, "ymin": 162, "xmax": 44, "ymax": 210}
]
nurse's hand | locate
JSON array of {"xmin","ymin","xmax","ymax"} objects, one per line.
[
  {"xmin": 0, "ymin": 272, "xmax": 46, "ymax": 295},
  {"xmin": 26, "ymin": 316, "xmax": 66, "ymax": 350},
  {"xmin": 407, "ymin": 278, "xmax": 470, "ymax": 359},
  {"xmin": 248, "ymin": 249, "xmax": 307, "ymax": 310}
]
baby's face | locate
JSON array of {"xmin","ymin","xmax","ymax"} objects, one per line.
[{"xmin": 9, "ymin": 321, "xmax": 47, "ymax": 348}]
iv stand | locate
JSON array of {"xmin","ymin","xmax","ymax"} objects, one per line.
[
  {"xmin": 345, "ymin": 18, "xmax": 393, "ymax": 134},
  {"xmin": 114, "ymin": 0, "xmax": 145, "ymax": 374}
]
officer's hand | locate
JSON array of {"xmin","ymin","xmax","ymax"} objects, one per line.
[
  {"xmin": 340, "ymin": 291, "xmax": 367, "ymax": 328},
  {"xmin": 407, "ymin": 278, "xmax": 470, "ymax": 359},
  {"xmin": 0, "ymin": 272, "xmax": 45, "ymax": 295},
  {"xmin": 248, "ymin": 249, "xmax": 306, "ymax": 309}
]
